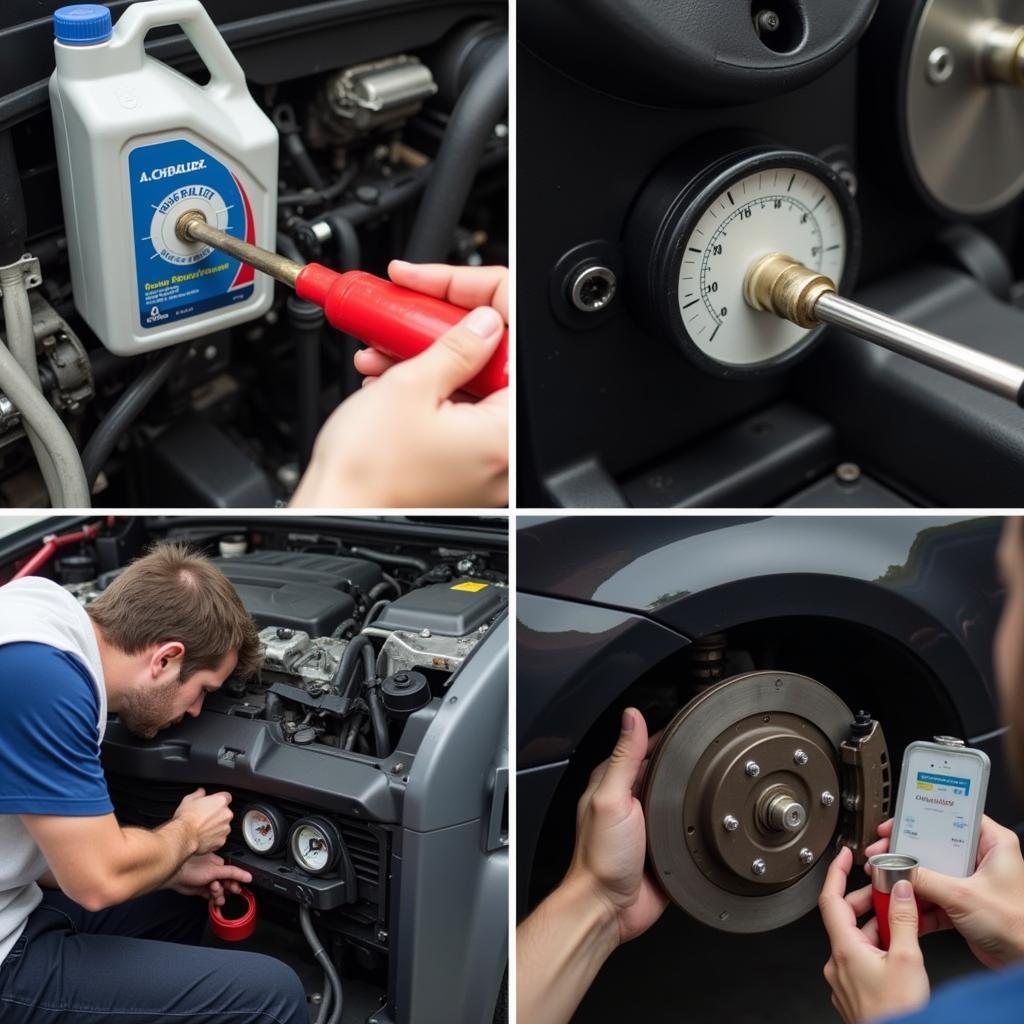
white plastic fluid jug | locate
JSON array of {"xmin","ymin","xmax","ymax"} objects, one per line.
[{"xmin": 49, "ymin": 1, "xmax": 278, "ymax": 355}]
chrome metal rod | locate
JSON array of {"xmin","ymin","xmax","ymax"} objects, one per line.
[
  {"xmin": 175, "ymin": 210, "xmax": 302, "ymax": 288},
  {"xmin": 813, "ymin": 291, "xmax": 1024, "ymax": 406}
]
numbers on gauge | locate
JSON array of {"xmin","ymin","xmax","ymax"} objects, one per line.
[
  {"xmin": 241, "ymin": 803, "xmax": 286, "ymax": 856},
  {"xmin": 677, "ymin": 165, "xmax": 847, "ymax": 366}
]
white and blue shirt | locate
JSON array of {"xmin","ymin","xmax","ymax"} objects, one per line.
[{"xmin": 0, "ymin": 577, "xmax": 111, "ymax": 966}]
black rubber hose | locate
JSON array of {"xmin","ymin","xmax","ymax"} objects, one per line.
[
  {"xmin": 298, "ymin": 906, "xmax": 343, "ymax": 1024},
  {"xmin": 362, "ymin": 599, "xmax": 390, "ymax": 630},
  {"xmin": 348, "ymin": 545, "xmax": 430, "ymax": 574},
  {"xmin": 81, "ymin": 344, "xmax": 188, "ymax": 491},
  {"xmin": 0, "ymin": 130, "xmax": 27, "ymax": 266},
  {"xmin": 278, "ymin": 164, "xmax": 359, "ymax": 207},
  {"xmin": 331, "ymin": 617, "xmax": 357, "ymax": 640},
  {"xmin": 367, "ymin": 685, "xmax": 390, "ymax": 758},
  {"xmin": 287, "ymin": 295, "xmax": 324, "ymax": 471},
  {"xmin": 404, "ymin": 36, "xmax": 508, "ymax": 262},
  {"xmin": 283, "ymin": 131, "xmax": 326, "ymax": 192},
  {"xmin": 342, "ymin": 713, "xmax": 363, "ymax": 751},
  {"xmin": 330, "ymin": 634, "xmax": 373, "ymax": 711},
  {"xmin": 368, "ymin": 577, "xmax": 400, "ymax": 602}
]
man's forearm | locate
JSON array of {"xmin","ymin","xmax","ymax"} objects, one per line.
[
  {"xmin": 101, "ymin": 818, "xmax": 198, "ymax": 906},
  {"xmin": 516, "ymin": 873, "xmax": 620, "ymax": 1024}
]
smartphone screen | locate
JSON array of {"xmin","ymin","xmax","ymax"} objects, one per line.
[{"xmin": 891, "ymin": 743, "xmax": 989, "ymax": 877}]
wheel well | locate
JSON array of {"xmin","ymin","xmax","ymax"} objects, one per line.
[{"xmin": 527, "ymin": 614, "xmax": 964, "ymax": 910}]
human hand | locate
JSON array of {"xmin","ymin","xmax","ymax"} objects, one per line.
[
  {"xmin": 564, "ymin": 707, "xmax": 668, "ymax": 947},
  {"xmin": 865, "ymin": 815, "xmax": 1024, "ymax": 969},
  {"xmin": 292, "ymin": 262, "xmax": 508, "ymax": 507},
  {"xmin": 820, "ymin": 846, "xmax": 930, "ymax": 1024},
  {"xmin": 169, "ymin": 853, "xmax": 252, "ymax": 907},
  {"xmin": 353, "ymin": 262, "xmax": 509, "ymax": 394},
  {"xmin": 172, "ymin": 788, "xmax": 234, "ymax": 856}
]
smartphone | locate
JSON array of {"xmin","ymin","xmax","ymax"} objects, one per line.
[{"xmin": 890, "ymin": 737, "xmax": 990, "ymax": 877}]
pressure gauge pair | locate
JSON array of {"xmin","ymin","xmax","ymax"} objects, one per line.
[
  {"xmin": 624, "ymin": 136, "xmax": 861, "ymax": 378},
  {"xmin": 241, "ymin": 803, "xmax": 345, "ymax": 877}
]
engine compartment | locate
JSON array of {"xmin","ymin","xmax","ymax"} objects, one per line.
[
  {"xmin": 0, "ymin": 0, "xmax": 507, "ymax": 507},
  {"xmin": 2, "ymin": 515, "xmax": 509, "ymax": 1022}
]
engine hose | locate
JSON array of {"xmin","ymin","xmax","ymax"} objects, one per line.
[
  {"xmin": 343, "ymin": 713, "xmax": 363, "ymax": 751},
  {"xmin": 81, "ymin": 343, "xmax": 188, "ymax": 492},
  {"xmin": 316, "ymin": 969, "xmax": 331, "ymax": 1024},
  {"xmin": 330, "ymin": 617, "xmax": 357, "ymax": 640},
  {"xmin": 367, "ymin": 685, "xmax": 390, "ymax": 758},
  {"xmin": 298, "ymin": 906, "xmax": 344, "ymax": 1024},
  {"xmin": 0, "ymin": 322, "xmax": 90, "ymax": 508},
  {"xmin": 278, "ymin": 164, "xmax": 359, "ymax": 208},
  {"xmin": 1, "ymin": 266, "xmax": 64, "ymax": 505},
  {"xmin": 287, "ymin": 295, "xmax": 324, "ymax": 471},
  {"xmin": 368, "ymin": 576, "xmax": 400, "ymax": 602},
  {"xmin": 330, "ymin": 634, "xmax": 373, "ymax": 709},
  {"xmin": 347, "ymin": 545, "xmax": 430, "ymax": 573},
  {"xmin": 362, "ymin": 599, "xmax": 390, "ymax": 630},
  {"xmin": 404, "ymin": 36, "xmax": 508, "ymax": 262},
  {"xmin": 282, "ymin": 131, "xmax": 325, "ymax": 192}
]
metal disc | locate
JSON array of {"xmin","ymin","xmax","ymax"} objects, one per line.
[
  {"xmin": 642, "ymin": 671, "xmax": 854, "ymax": 933},
  {"xmin": 905, "ymin": 0, "xmax": 1024, "ymax": 216}
]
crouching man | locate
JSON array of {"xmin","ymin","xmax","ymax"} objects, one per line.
[{"xmin": 0, "ymin": 542, "xmax": 309, "ymax": 1023}]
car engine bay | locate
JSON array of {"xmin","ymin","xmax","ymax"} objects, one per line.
[
  {"xmin": 0, "ymin": 0, "xmax": 507, "ymax": 507},
  {"xmin": 1, "ymin": 514, "xmax": 509, "ymax": 1023}
]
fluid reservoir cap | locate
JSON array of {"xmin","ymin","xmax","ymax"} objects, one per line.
[
  {"xmin": 933, "ymin": 735, "xmax": 966, "ymax": 748},
  {"xmin": 381, "ymin": 671, "xmax": 430, "ymax": 716},
  {"xmin": 54, "ymin": 5, "xmax": 113, "ymax": 45}
]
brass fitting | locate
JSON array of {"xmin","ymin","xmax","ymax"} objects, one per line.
[
  {"xmin": 977, "ymin": 20, "xmax": 1024, "ymax": 86},
  {"xmin": 744, "ymin": 253, "xmax": 836, "ymax": 329},
  {"xmin": 175, "ymin": 208, "xmax": 208, "ymax": 243}
]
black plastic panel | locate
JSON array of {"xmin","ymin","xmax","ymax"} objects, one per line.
[{"xmin": 373, "ymin": 578, "xmax": 507, "ymax": 636}]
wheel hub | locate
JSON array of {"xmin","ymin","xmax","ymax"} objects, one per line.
[{"xmin": 642, "ymin": 671, "xmax": 862, "ymax": 933}]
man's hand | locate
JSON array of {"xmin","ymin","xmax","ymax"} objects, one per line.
[
  {"xmin": 865, "ymin": 816, "xmax": 1024, "ymax": 969},
  {"xmin": 565, "ymin": 707, "xmax": 668, "ymax": 945},
  {"xmin": 820, "ymin": 846, "xmax": 930, "ymax": 1024},
  {"xmin": 171, "ymin": 788, "xmax": 234, "ymax": 856},
  {"xmin": 168, "ymin": 853, "xmax": 252, "ymax": 907},
  {"xmin": 291, "ymin": 261, "xmax": 508, "ymax": 508}
]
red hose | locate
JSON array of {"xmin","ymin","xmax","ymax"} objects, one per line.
[{"xmin": 12, "ymin": 518, "xmax": 113, "ymax": 580}]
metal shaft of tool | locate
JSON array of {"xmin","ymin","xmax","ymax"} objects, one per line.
[
  {"xmin": 176, "ymin": 210, "xmax": 302, "ymax": 288},
  {"xmin": 813, "ymin": 291, "xmax": 1024, "ymax": 404},
  {"xmin": 745, "ymin": 253, "xmax": 1024, "ymax": 405}
]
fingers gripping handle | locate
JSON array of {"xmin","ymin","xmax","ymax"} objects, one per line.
[
  {"xmin": 295, "ymin": 265, "xmax": 509, "ymax": 398},
  {"xmin": 112, "ymin": 0, "xmax": 247, "ymax": 95}
]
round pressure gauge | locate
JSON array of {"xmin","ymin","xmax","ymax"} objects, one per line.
[
  {"xmin": 241, "ymin": 803, "xmax": 287, "ymax": 856},
  {"xmin": 289, "ymin": 816, "xmax": 342, "ymax": 876},
  {"xmin": 625, "ymin": 139, "xmax": 861, "ymax": 377}
]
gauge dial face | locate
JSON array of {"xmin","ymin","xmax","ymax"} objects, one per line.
[
  {"xmin": 242, "ymin": 805, "xmax": 285, "ymax": 856},
  {"xmin": 290, "ymin": 818, "xmax": 339, "ymax": 875},
  {"xmin": 678, "ymin": 166, "xmax": 848, "ymax": 367}
]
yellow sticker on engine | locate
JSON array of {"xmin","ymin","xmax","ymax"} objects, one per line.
[{"xmin": 451, "ymin": 581, "xmax": 488, "ymax": 592}]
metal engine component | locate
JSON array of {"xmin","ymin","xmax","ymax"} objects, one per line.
[
  {"xmin": 321, "ymin": 56, "xmax": 438, "ymax": 143},
  {"xmin": 363, "ymin": 622, "xmax": 489, "ymax": 678},
  {"xmin": 641, "ymin": 671, "xmax": 889, "ymax": 933},
  {"xmin": 258, "ymin": 625, "xmax": 348, "ymax": 689}
]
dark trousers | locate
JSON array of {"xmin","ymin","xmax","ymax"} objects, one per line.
[{"xmin": 0, "ymin": 889, "xmax": 308, "ymax": 1023}]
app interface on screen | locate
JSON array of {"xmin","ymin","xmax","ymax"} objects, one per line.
[{"xmin": 893, "ymin": 750, "xmax": 983, "ymax": 877}]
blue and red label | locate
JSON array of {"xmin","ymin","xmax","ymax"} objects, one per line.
[{"xmin": 128, "ymin": 138, "xmax": 255, "ymax": 329}]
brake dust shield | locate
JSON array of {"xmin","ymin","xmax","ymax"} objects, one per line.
[{"xmin": 642, "ymin": 671, "xmax": 856, "ymax": 934}]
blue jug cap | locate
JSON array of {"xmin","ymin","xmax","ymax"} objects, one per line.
[{"xmin": 54, "ymin": 5, "xmax": 113, "ymax": 46}]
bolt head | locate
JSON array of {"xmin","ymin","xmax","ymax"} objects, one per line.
[
  {"xmin": 420, "ymin": 628, "xmax": 432, "ymax": 638},
  {"xmin": 799, "ymin": 847, "xmax": 814, "ymax": 865},
  {"xmin": 926, "ymin": 46, "xmax": 955, "ymax": 85},
  {"xmin": 793, "ymin": 749, "xmax": 809, "ymax": 766},
  {"xmin": 752, "ymin": 858, "xmax": 767, "ymax": 876},
  {"xmin": 744, "ymin": 760, "xmax": 761, "ymax": 778},
  {"xmin": 820, "ymin": 791, "xmax": 835, "ymax": 807},
  {"xmin": 723, "ymin": 814, "xmax": 740, "ymax": 832}
]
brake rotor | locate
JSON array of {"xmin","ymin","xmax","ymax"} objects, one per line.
[{"xmin": 642, "ymin": 671, "xmax": 854, "ymax": 933}]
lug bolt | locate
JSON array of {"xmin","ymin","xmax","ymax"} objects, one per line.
[
  {"xmin": 722, "ymin": 814, "xmax": 740, "ymax": 832},
  {"xmin": 799, "ymin": 848, "xmax": 814, "ymax": 865},
  {"xmin": 821, "ymin": 791, "xmax": 835, "ymax": 807},
  {"xmin": 745, "ymin": 760, "xmax": 761, "ymax": 778},
  {"xmin": 793, "ymin": 749, "xmax": 809, "ymax": 766},
  {"xmin": 752, "ymin": 858, "xmax": 767, "ymax": 876}
]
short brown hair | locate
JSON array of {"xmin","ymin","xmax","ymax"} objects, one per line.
[{"xmin": 87, "ymin": 542, "xmax": 262, "ymax": 680}]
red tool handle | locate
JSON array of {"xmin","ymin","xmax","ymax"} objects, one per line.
[
  {"xmin": 295, "ymin": 265, "xmax": 508, "ymax": 398},
  {"xmin": 871, "ymin": 888, "xmax": 923, "ymax": 950},
  {"xmin": 208, "ymin": 886, "xmax": 257, "ymax": 942}
]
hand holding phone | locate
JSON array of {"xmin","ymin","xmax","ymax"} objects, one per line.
[{"xmin": 890, "ymin": 738, "xmax": 990, "ymax": 877}]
